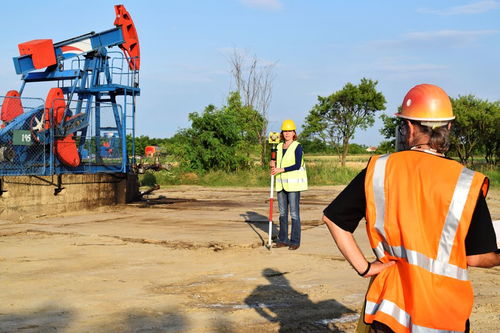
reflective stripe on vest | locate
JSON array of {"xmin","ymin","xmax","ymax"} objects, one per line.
[
  {"xmin": 277, "ymin": 168, "xmax": 307, "ymax": 183},
  {"xmin": 371, "ymin": 155, "xmax": 474, "ymax": 281},
  {"xmin": 365, "ymin": 300, "xmax": 463, "ymax": 333},
  {"xmin": 275, "ymin": 141, "xmax": 307, "ymax": 192},
  {"xmin": 364, "ymin": 152, "xmax": 487, "ymax": 331}
]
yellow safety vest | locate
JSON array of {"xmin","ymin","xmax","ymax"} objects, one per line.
[
  {"xmin": 364, "ymin": 151, "xmax": 488, "ymax": 332},
  {"xmin": 275, "ymin": 141, "xmax": 308, "ymax": 192}
]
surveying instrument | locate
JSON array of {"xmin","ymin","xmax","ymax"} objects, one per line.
[{"xmin": 266, "ymin": 131, "xmax": 280, "ymax": 249}]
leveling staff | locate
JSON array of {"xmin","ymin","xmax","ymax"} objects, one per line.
[
  {"xmin": 271, "ymin": 119, "xmax": 308, "ymax": 251},
  {"xmin": 322, "ymin": 84, "xmax": 499, "ymax": 333}
]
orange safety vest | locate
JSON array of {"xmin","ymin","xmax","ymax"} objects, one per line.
[{"xmin": 364, "ymin": 151, "xmax": 488, "ymax": 333}]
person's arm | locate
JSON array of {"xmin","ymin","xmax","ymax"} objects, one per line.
[
  {"xmin": 283, "ymin": 145, "xmax": 302, "ymax": 172},
  {"xmin": 467, "ymin": 252, "xmax": 500, "ymax": 268},
  {"xmin": 271, "ymin": 166, "xmax": 284, "ymax": 175},
  {"xmin": 323, "ymin": 215, "xmax": 395, "ymax": 277},
  {"xmin": 271, "ymin": 145, "xmax": 302, "ymax": 175},
  {"xmin": 322, "ymin": 168, "xmax": 394, "ymax": 277}
]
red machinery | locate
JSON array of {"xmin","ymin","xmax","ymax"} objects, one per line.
[{"xmin": 0, "ymin": 5, "xmax": 140, "ymax": 176}]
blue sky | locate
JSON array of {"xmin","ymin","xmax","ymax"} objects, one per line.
[{"xmin": 1, "ymin": 0, "xmax": 499, "ymax": 145}]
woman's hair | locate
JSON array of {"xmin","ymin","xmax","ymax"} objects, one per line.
[
  {"xmin": 410, "ymin": 120, "xmax": 451, "ymax": 153},
  {"xmin": 280, "ymin": 130, "xmax": 297, "ymax": 141}
]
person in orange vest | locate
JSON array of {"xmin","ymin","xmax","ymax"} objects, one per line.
[{"xmin": 322, "ymin": 84, "xmax": 499, "ymax": 333}]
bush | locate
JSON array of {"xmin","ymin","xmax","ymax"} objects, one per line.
[
  {"xmin": 140, "ymin": 172, "xmax": 157, "ymax": 187},
  {"xmin": 168, "ymin": 92, "xmax": 264, "ymax": 172}
]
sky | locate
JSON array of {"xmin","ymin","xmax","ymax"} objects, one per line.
[{"xmin": 0, "ymin": 0, "xmax": 499, "ymax": 145}]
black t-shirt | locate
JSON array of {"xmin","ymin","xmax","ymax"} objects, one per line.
[{"xmin": 323, "ymin": 168, "xmax": 498, "ymax": 256}]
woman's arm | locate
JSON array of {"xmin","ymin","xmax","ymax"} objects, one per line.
[
  {"xmin": 271, "ymin": 144, "xmax": 302, "ymax": 175},
  {"xmin": 271, "ymin": 167, "xmax": 284, "ymax": 175},
  {"xmin": 283, "ymin": 145, "xmax": 303, "ymax": 172}
]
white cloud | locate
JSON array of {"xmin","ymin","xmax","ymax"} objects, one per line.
[
  {"xmin": 406, "ymin": 29, "xmax": 498, "ymax": 46},
  {"xmin": 374, "ymin": 58, "xmax": 447, "ymax": 73},
  {"xmin": 369, "ymin": 29, "xmax": 499, "ymax": 49},
  {"xmin": 240, "ymin": 0, "xmax": 284, "ymax": 11},
  {"xmin": 418, "ymin": 0, "xmax": 500, "ymax": 15}
]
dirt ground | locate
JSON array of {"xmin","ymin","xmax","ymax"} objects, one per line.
[{"xmin": 0, "ymin": 185, "xmax": 498, "ymax": 333}]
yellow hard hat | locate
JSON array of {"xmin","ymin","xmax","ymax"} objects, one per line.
[
  {"xmin": 281, "ymin": 119, "xmax": 296, "ymax": 131},
  {"xmin": 397, "ymin": 84, "xmax": 454, "ymax": 127}
]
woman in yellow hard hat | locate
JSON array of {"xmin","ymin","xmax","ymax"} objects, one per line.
[
  {"xmin": 271, "ymin": 119, "xmax": 308, "ymax": 250},
  {"xmin": 322, "ymin": 84, "xmax": 498, "ymax": 332}
]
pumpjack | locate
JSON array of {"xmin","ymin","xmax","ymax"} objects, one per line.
[{"xmin": 0, "ymin": 4, "xmax": 140, "ymax": 176}]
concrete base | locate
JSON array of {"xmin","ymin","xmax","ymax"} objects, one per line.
[{"xmin": 0, "ymin": 173, "xmax": 140, "ymax": 221}]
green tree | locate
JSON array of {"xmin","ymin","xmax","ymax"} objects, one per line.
[
  {"xmin": 482, "ymin": 101, "xmax": 500, "ymax": 165},
  {"xmin": 450, "ymin": 95, "xmax": 498, "ymax": 166},
  {"xmin": 379, "ymin": 113, "xmax": 398, "ymax": 151},
  {"xmin": 376, "ymin": 140, "xmax": 395, "ymax": 154},
  {"xmin": 348, "ymin": 143, "xmax": 367, "ymax": 154},
  {"xmin": 377, "ymin": 96, "xmax": 499, "ymax": 164},
  {"xmin": 299, "ymin": 138, "xmax": 333, "ymax": 154},
  {"xmin": 171, "ymin": 92, "xmax": 264, "ymax": 171},
  {"xmin": 302, "ymin": 78, "xmax": 386, "ymax": 166}
]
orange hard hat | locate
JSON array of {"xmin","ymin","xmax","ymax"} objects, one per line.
[{"xmin": 397, "ymin": 84, "xmax": 454, "ymax": 126}]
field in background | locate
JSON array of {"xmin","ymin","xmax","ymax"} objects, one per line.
[
  {"xmin": 139, "ymin": 154, "xmax": 499, "ymax": 189},
  {"xmin": 140, "ymin": 154, "xmax": 369, "ymax": 188}
]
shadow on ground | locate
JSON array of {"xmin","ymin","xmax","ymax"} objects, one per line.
[
  {"xmin": 0, "ymin": 304, "xmax": 75, "ymax": 333},
  {"xmin": 241, "ymin": 211, "xmax": 279, "ymax": 245},
  {"xmin": 0, "ymin": 305, "xmax": 190, "ymax": 333},
  {"xmin": 0, "ymin": 271, "xmax": 358, "ymax": 333},
  {"xmin": 244, "ymin": 268, "xmax": 357, "ymax": 332},
  {"xmin": 118, "ymin": 309, "xmax": 188, "ymax": 332}
]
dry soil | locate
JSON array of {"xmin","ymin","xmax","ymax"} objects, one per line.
[{"xmin": 0, "ymin": 186, "xmax": 498, "ymax": 332}]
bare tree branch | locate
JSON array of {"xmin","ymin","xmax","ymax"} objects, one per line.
[{"xmin": 227, "ymin": 49, "xmax": 277, "ymax": 164}]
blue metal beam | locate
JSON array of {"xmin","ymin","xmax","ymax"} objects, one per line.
[
  {"xmin": 23, "ymin": 69, "xmax": 83, "ymax": 82},
  {"xmin": 13, "ymin": 28, "xmax": 124, "ymax": 75}
]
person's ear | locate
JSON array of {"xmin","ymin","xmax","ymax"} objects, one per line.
[{"xmin": 407, "ymin": 121, "xmax": 415, "ymax": 137}]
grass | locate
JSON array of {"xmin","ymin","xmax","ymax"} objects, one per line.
[
  {"xmin": 307, "ymin": 161, "xmax": 362, "ymax": 185},
  {"xmin": 140, "ymin": 167, "xmax": 270, "ymax": 187},
  {"xmin": 139, "ymin": 156, "xmax": 366, "ymax": 188},
  {"xmin": 476, "ymin": 164, "xmax": 500, "ymax": 188},
  {"xmin": 139, "ymin": 155, "xmax": 498, "ymax": 189}
]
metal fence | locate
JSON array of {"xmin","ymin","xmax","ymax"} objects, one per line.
[
  {"xmin": 0, "ymin": 49, "xmax": 138, "ymax": 177},
  {"xmin": 0, "ymin": 96, "xmax": 128, "ymax": 176}
]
